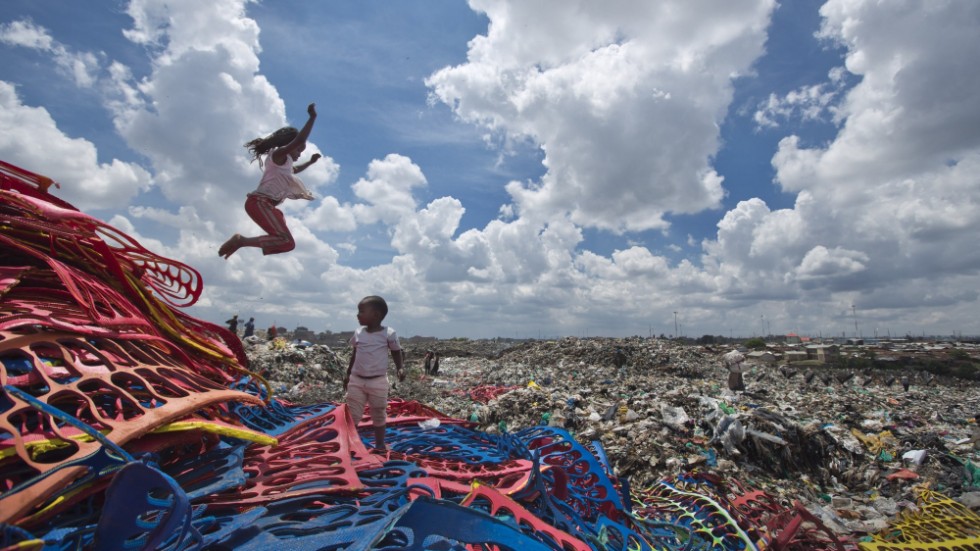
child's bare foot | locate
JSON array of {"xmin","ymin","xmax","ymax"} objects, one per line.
[{"xmin": 218, "ymin": 234, "xmax": 244, "ymax": 259}]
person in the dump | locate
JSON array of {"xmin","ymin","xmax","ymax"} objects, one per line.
[{"xmin": 344, "ymin": 295, "xmax": 405, "ymax": 452}]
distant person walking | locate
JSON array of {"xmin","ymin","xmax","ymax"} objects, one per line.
[
  {"xmin": 219, "ymin": 103, "xmax": 322, "ymax": 259},
  {"xmin": 243, "ymin": 317, "xmax": 255, "ymax": 338},
  {"xmin": 226, "ymin": 314, "xmax": 239, "ymax": 334},
  {"xmin": 344, "ymin": 296, "xmax": 405, "ymax": 452},
  {"xmin": 723, "ymin": 349, "xmax": 746, "ymax": 392},
  {"xmin": 614, "ymin": 347, "xmax": 627, "ymax": 379}
]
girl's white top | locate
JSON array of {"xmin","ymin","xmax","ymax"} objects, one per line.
[{"xmin": 250, "ymin": 152, "xmax": 311, "ymax": 203}]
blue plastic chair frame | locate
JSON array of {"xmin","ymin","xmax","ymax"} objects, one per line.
[
  {"xmin": 41, "ymin": 503, "xmax": 210, "ymax": 551},
  {"xmin": 359, "ymin": 459, "xmax": 428, "ymax": 484},
  {"xmin": 229, "ymin": 378, "xmax": 336, "ymax": 436},
  {"xmin": 93, "ymin": 459, "xmax": 196, "ymax": 551},
  {"xmin": 587, "ymin": 439, "xmax": 615, "ymax": 478},
  {"xmin": 505, "ymin": 449, "xmax": 589, "ymax": 538},
  {"xmin": 206, "ymin": 495, "xmax": 393, "ymax": 550},
  {"xmin": 587, "ymin": 439, "xmax": 634, "ymax": 515},
  {"xmin": 514, "ymin": 426, "xmax": 626, "ymax": 518},
  {"xmin": 162, "ymin": 442, "xmax": 247, "ymax": 502},
  {"xmin": 182, "ymin": 505, "xmax": 266, "ymax": 549},
  {"xmin": 357, "ymin": 496, "xmax": 558, "ymax": 551},
  {"xmin": 373, "ymin": 423, "xmax": 523, "ymax": 464}
]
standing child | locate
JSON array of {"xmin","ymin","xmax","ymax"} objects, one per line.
[
  {"xmin": 344, "ymin": 295, "xmax": 405, "ymax": 452},
  {"xmin": 219, "ymin": 103, "xmax": 321, "ymax": 259}
]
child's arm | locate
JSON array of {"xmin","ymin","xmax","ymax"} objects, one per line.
[
  {"xmin": 272, "ymin": 103, "xmax": 318, "ymax": 165},
  {"xmin": 392, "ymin": 349, "xmax": 405, "ymax": 381},
  {"xmin": 293, "ymin": 153, "xmax": 321, "ymax": 174},
  {"xmin": 344, "ymin": 349, "xmax": 356, "ymax": 391}
]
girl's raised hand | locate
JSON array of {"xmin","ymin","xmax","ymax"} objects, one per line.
[
  {"xmin": 307, "ymin": 103, "xmax": 317, "ymax": 117},
  {"xmin": 311, "ymin": 153, "xmax": 322, "ymax": 163}
]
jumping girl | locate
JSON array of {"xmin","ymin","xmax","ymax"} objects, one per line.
[{"xmin": 218, "ymin": 102, "xmax": 320, "ymax": 259}]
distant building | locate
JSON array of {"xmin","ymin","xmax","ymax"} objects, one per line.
[
  {"xmin": 806, "ymin": 344, "xmax": 840, "ymax": 363},
  {"xmin": 746, "ymin": 350, "xmax": 777, "ymax": 366},
  {"xmin": 334, "ymin": 331, "xmax": 354, "ymax": 346},
  {"xmin": 784, "ymin": 350, "xmax": 809, "ymax": 363},
  {"xmin": 785, "ymin": 333, "xmax": 802, "ymax": 345},
  {"xmin": 293, "ymin": 326, "xmax": 316, "ymax": 342}
]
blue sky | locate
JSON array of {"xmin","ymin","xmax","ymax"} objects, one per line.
[{"xmin": 2, "ymin": 1, "xmax": 979, "ymax": 340}]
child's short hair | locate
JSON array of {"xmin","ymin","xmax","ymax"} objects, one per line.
[
  {"xmin": 360, "ymin": 295, "xmax": 388, "ymax": 319},
  {"xmin": 244, "ymin": 126, "xmax": 299, "ymax": 162}
]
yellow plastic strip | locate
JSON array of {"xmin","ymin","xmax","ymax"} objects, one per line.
[
  {"xmin": 150, "ymin": 421, "xmax": 277, "ymax": 446},
  {"xmin": 3, "ymin": 418, "xmax": 276, "ymax": 463},
  {"xmin": 2, "ymin": 433, "xmax": 99, "ymax": 461}
]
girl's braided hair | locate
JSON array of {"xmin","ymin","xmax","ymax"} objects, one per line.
[{"xmin": 244, "ymin": 126, "xmax": 299, "ymax": 163}]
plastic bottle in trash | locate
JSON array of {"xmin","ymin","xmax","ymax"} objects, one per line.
[{"xmin": 469, "ymin": 410, "xmax": 479, "ymax": 423}]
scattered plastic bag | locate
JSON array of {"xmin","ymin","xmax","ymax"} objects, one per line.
[
  {"xmin": 902, "ymin": 449, "xmax": 927, "ymax": 466},
  {"xmin": 712, "ymin": 415, "xmax": 745, "ymax": 454},
  {"xmin": 418, "ymin": 418, "xmax": 441, "ymax": 430},
  {"xmin": 661, "ymin": 405, "xmax": 690, "ymax": 432}
]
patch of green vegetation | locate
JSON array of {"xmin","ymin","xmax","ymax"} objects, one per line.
[
  {"xmin": 743, "ymin": 337, "xmax": 766, "ymax": 350},
  {"xmin": 948, "ymin": 349, "xmax": 970, "ymax": 360}
]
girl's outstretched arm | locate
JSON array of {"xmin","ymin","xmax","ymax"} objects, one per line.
[
  {"xmin": 293, "ymin": 153, "xmax": 321, "ymax": 174},
  {"xmin": 272, "ymin": 103, "xmax": 318, "ymax": 165}
]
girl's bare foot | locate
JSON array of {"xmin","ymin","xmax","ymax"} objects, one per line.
[{"xmin": 218, "ymin": 234, "xmax": 244, "ymax": 259}]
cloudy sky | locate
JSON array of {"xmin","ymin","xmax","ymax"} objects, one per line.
[{"xmin": 2, "ymin": 1, "xmax": 979, "ymax": 340}]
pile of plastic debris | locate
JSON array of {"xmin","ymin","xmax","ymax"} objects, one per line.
[{"xmin": 3, "ymin": 158, "xmax": 979, "ymax": 550}]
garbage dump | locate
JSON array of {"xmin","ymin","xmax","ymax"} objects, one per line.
[{"xmin": 2, "ymin": 158, "xmax": 979, "ymax": 549}]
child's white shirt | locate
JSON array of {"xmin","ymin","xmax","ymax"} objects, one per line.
[{"xmin": 350, "ymin": 326, "xmax": 400, "ymax": 378}]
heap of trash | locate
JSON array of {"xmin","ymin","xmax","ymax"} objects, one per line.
[
  {"xmin": 252, "ymin": 334, "xmax": 980, "ymax": 536},
  {"xmin": 2, "ymin": 157, "xmax": 979, "ymax": 550}
]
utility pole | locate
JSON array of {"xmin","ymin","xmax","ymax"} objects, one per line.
[
  {"xmin": 673, "ymin": 311, "xmax": 678, "ymax": 339},
  {"xmin": 851, "ymin": 304, "xmax": 859, "ymax": 338}
]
